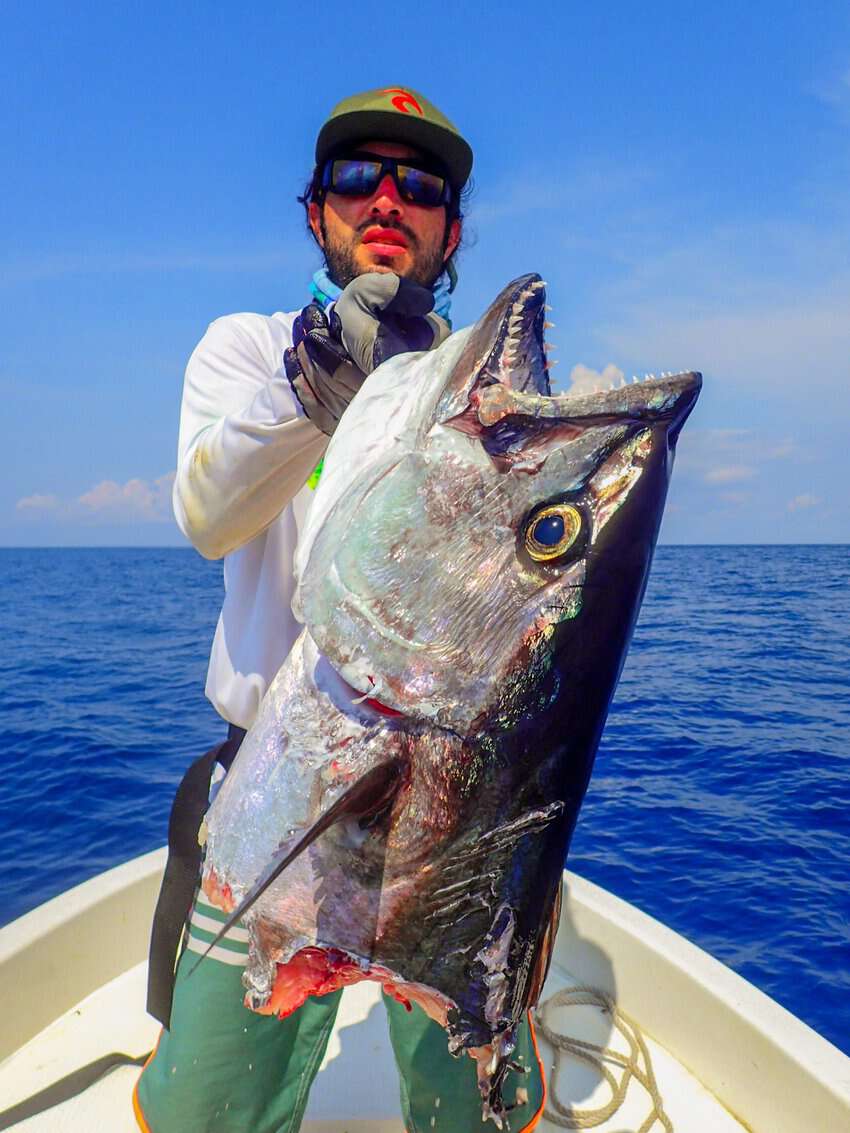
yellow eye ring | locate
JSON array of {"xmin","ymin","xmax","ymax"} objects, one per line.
[{"xmin": 525, "ymin": 504, "xmax": 583, "ymax": 562}]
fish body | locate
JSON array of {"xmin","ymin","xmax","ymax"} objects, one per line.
[{"xmin": 202, "ymin": 275, "xmax": 701, "ymax": 1124}]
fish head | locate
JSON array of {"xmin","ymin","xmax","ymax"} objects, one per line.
[{"xmin": 295, "ymin": 274, "xmax": 701, "ymax": 737}]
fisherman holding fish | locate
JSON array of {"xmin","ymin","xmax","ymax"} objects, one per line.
[{"xmin": 136, "ymin": 88, "xmax": 548, "ymax": 1132}]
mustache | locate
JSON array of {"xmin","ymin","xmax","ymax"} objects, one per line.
[{"xmin": 357, "ymin": 217, "xmax": 419, "ymax": 248}]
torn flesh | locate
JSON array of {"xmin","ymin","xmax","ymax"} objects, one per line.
[
  {"xmin": 253, "ymin": 940, "xmax": 517, "ymax": 1128},
  {"xmin": 202, "ymin": 867, "xmax": 520, "ymax": 1126}
]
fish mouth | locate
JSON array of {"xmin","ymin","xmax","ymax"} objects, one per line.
[
  {"xmin": 476, "ymin": 367, "xmax": 703, "ymax": 432},
  {"xmin": 477, "ymin": 273, "xmax": 551, "ymax": 396},
  {"xmin": 470, "ymin": 272, "xmax": 701, "ymax": 423},
  {"xmin": 475, "ymin": 274, "xmax": 703, "ymax": 427},
  {"xmin": 310, "ymin": 635, "xmax": 411, "ymax": 724},
  {"xmin": 439, "ymin": 272, "xmax": 701, "ymax": 446},
  {"xmin": 435, "ymin": 274, "xmax": 551, "ymax": 425}
]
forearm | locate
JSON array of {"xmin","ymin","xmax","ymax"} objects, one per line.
[
  {"xmin": 174, "ymin": 389, "xmax": 326, "ymax": 559},
  {"xmin": 173, "ymin": 314, "xmax": 327, "ymax": 560}
]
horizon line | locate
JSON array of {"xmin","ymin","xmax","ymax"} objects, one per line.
[{"xmin": 1, "ymin": 542, "xmax": 848, "ymax": 551}]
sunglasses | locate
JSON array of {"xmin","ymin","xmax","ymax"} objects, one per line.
[{"xmin": 321, "ymin": 154, "xmax": 452, "ymax": 207}]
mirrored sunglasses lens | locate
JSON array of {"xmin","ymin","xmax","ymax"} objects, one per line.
[
  {"xmin": 331, "ymin": 159, "xmax": 382, "ymax": 195},
  {"xmin": 397, "ymin": 165, "xmax": 445, "ymax": 205}
]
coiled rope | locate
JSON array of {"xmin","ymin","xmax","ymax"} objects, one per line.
[{"xmin": 534, "ymin": 986, "xmax": 673, "ymax": 1131}]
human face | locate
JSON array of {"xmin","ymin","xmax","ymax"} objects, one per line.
[{"xmin": 308, "ymin": 141, "xmax": 462, "ymax": 288}]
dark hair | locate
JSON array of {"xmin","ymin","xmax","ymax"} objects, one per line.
[{"xmin": 297, "ymin": 157, "xmax": 474, "ymax": 270}]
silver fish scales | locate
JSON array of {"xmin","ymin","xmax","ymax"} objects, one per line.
[{"xmin": 199, "ymin": 274, "xmax": 701, "ymax": 1125}]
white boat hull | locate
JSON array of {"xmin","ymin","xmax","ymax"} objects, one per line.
[{"xmin": 0, "ymin": 849, "xmax": 848, "ymax": 1131}]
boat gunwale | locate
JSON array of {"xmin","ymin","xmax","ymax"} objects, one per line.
[
  {"xmin": 555, "ymin": 873, "xmax": 850, "ymax": 1132},
  {"xmin": 0, "ymin": 849, "xmax": 848, "ymax": 1132}
]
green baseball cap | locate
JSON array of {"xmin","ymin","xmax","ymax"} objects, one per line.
[{"xmin": 315, "ymin": 86, "xmax": 473, "ymax": 188}]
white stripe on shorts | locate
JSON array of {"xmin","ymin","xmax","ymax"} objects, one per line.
[
  {"xmin": 189, "ymin": 910, "xmax": 250, "ymax": 942},
  {"xmin": 185, "ymin": 934, "xmax": 248, "ymax": 968}
]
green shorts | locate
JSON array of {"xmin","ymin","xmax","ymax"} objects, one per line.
[{"xmin": 134, "ymin": 895, "xmax": 545, "ymax": 1133}]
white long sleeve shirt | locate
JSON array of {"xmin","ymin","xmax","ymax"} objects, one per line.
[{"xmin": 173, "ymin": 310, "xmax": 327, "ymax": 730}]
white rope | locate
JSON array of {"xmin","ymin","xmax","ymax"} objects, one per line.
[{"xmin": 533, "ymin": 986, "xmax": 673, "ymax": 1131}]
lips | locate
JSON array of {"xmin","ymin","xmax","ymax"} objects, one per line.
[{"xmin": 362, "ymin": 227, "xmax": 409, "ymax": 256}]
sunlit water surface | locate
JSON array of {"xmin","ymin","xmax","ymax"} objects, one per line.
[{"xmin": 1, "ymin": 546, "xmax": 847, "ymax": 1053}]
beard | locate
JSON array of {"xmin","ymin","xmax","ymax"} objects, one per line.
[{"xmin": 321, "ymin": 215, "xmax": 448, "ymax": 289}]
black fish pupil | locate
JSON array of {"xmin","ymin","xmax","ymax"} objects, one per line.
[{"xmin": 533, "ymin": 514, "xmax": 565, "ymax": 546}]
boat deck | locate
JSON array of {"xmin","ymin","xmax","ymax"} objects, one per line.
[{"xmin": 0, "ymin": 956, "xmax": 748, "ymax": 1132}]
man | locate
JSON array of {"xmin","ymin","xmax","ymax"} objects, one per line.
[{"xmin": 135, "ymin": 87, "xmax": 545, "ymax": 1133}]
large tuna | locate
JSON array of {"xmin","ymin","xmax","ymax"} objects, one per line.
[{"xmin": 198, "ymin": 274, "xmax": 701, "ymax": 1125}]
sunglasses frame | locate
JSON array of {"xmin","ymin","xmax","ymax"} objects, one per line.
[{"xmin": 320, "ymin": 152, "xmax": 452, "ymax": 207}]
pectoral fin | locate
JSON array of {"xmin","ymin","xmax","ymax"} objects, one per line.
[{"xmin": 188, "ymin": 757, "xmax": 408, "ymax": 975}]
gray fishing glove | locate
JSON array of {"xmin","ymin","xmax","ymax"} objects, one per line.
[
  {"xmin": 334, "ymin": 271, "xmax": 451, "ymax": 373},
  {"xmin": 283, "ymin": 273, "xmax": 451, "ymax": 436}
]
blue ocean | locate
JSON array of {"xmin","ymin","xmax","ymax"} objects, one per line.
[{"xmin": 1, "ymin": 546, "xmax": 847, "ymax": 1054}]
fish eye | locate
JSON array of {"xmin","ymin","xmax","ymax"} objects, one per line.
[{"xmin": 524, "ymin": 504, "xmax": 583, "ymax": 562}]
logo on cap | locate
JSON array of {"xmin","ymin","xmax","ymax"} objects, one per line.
[{"xmin": 382, "ymin": 88, "xmax": 424, "ymax": 116}]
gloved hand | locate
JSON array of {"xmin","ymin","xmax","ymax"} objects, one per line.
[
  {"xmin": 284, "ymin": 273, "xmax": 451, "ymax": 436},
  {"xmin": 333, "ymin": 271, "xmax": 451, "ymax": 373},
  {"xmin": 284, "ymin": 303, "xmax": 364, "ymax": 437}
]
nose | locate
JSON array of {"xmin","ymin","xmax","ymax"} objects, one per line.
[{"xmin": 370, "ymin": 172, "xmax": 404, "ymax": 217}]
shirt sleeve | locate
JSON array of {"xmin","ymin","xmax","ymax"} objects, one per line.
[{"xmin": 173, "ymin": 313, "xmax": 327, "ymax": 559}]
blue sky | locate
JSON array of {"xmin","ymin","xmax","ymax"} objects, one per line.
[{"xmin": 3, "ymin": 1, "xmax": 849, "ymax": 546}]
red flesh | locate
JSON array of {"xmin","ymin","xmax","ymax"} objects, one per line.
[{"xmin": 256, "ymin": 947, "xmax": 414, "ymax": 1018}]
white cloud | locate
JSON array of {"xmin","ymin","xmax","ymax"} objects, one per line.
[
  {"xmin": 704, "ymin": 465, "xmax": 757, "ymax": 485},
  {"xmin": 586, "ymin": 210, "xmax": 850, "ymax": 401},
  {"xmin": 762, "ymin": 439, "xmax": 796, "ymax": 460},
  {"xmin": 601, "ymin": 293, "xmax": 850, "ymax": 396},
  {"xmin": 568, "ymin": 363, "xmax": 624, "ymax": 394},
  {"xmin": 787, "ymin": 493, "xmax": 819, "ymax": 512},
  {"xmin": 675, "ymin": 429, "xmax": 795, "ymax": 479},
  {"xmin": 77, "ymin": 474, "xmax": 174, "ymax": 521},
  {"xmin": 668, "ymin": 430, "xmax": 802, "ymax": 519},
  {"xmin": 16, "ymin": 493, "xmax": 60, "ymax": 512},
  {"xmin": 718, "ymin": 491, "xmax": 751, "ymax": 506},
  {"xmin": 16, "ymin": 474, "xmax": 175, "ymax": 524}
]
